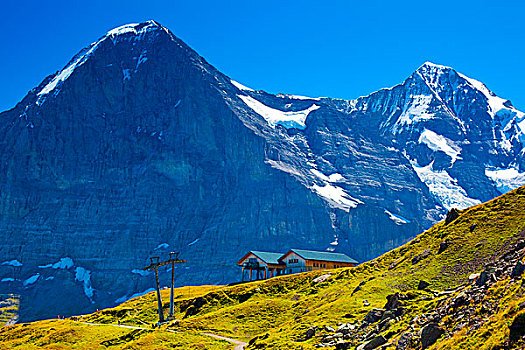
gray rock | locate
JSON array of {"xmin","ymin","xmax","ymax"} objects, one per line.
[
  {"xmin": 396, "ymin": 332, "xmax": 413, "ymax": 349},
  {"xmin": 384, "ymin": 293, "xmax": 405, "ymax": 310},
  {"xmin": 335, "ymin": 341, "xmax": 351, "ymax": 350},
  {"xmin": 412, "ymin": 249, "xmax": 431, "ymax": 265},
  {"xmin": 476, "ymin": 271, "xmax": 491, "ymax": 286},
  {"xmin": 509, "ymin": 311, "xmax": 525, "ymax": 342},
  {"xmin": 357, "ymin": 335, "xmax": 387, "ymax": 350},
  {"xmin": 511, "ymin": 261, "xmax": 525, "ymax": 278},
  {"xmin": 445, "ymin": 208, "xmax": 460, "ymax": 224},
  {"xmin": 420, "ymin": 323, "xmax": 444, "ymax": 349},
  {"xmin": 304, "ymin": 326, "xmax": 318, "ymax": 340},
  {"xmin": 418, "ymin": 280, "xmax": 430, "ymax": 290},
  {"xmin": 364, "ymin": 308, "xmax": 385, "ymax": 324},
  {"xmin": 438, "ymin": 240, "xmax": 450, "ymax": 254},
  {"xmin": 324, "ymin": 325, "xmax": 335, "ymax": 332}
]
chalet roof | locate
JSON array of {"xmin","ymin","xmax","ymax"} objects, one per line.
[
  {"xmin": 287, "ymin": 249, "xmax": 358, "ymax": 264},
  {"xmin": 249, "ymin": 251, "xmax": 284, "ymax": 265}
]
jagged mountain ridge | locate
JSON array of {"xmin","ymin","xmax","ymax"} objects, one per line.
[{"xmin": 0, "ymin": 20, "xmax": 524, "ymax": 322}]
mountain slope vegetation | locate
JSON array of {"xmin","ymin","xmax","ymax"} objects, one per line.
[{"xmin": 1, "ymin": 186, "xmax": 524, "ymax": 349}]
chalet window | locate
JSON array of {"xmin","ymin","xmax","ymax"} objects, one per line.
[
  {"xmin": 248, "ymin": 258, "xmax": 257, "ymax": 263},
  {"xmin": 289, "ymin": 258, "xmax": 298, "ymax": 264}
]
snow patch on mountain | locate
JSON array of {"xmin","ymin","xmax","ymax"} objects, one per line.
[
  {"xmin": 419, "ymin": 129, "xmax": 462, "ymax": 163},
  {"xmin": 75, "ymin": 267, "xmax": 94, "ymax": 300},
  {"xmin": 188, "ymin": 238, "xmax": 200, "ymax": 246},
  {"xmin": 411, "ymin": 161, "xmax": 481, "ymax": 210},
  {"xmin": 265, "ymin": 160, "xmax": 305, "ymax": 178},
  {"xmin": 276, "ymin": 93, "xmax": 321, "ymax": 101},
  {"xmin": 23, "ymin": 274, "xmax": 40, "ymax": 286},
  {"xmin": 311, "ymin": 169, "xmax": 344, "ymax": 183},
  {"xmin": 38, "ymin": 257, "xmax": 74, "ymax": 269},
  {"xmin": 154, "ymin": 243, "xmax": 169, "ymax": 250},
  {"xmin": 37, "ymin": 39, "xmax": 102, "ymax": 100},
  {"xmin": 107, "ymin": 21, "xmax": 166, "ymax": 42},
  {"xmin": 384, "ymin": 210, "xmax": 410, "ymax": 225},
  {"xmin": 231, "ymin": 80, "xmax": 254, "ymax": 91},
  {"xmin": 485, "ymin": 167, "xmax": 525, "ymax": 194},
  {"xmin": 311, "ymin": 183, "xmax": 363, "ymax": 212},
  {"xmin": 396, "ymin": 94, "xmax": 435, "ymax": 127},
  {"xmin": 131, "ymin": 269, "xmax": 150, "ymax": 277},
  {"xmin": 2, "ymin": 260, "xmax": 22, "ymax": 267},
  {"xmin": 238, "ymin": 95, "xmax": 320, "ymax": 129}
]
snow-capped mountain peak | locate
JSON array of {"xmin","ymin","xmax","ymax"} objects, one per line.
[
  {"xmin": 106, "ymin": 20, "xmax": 164, "ymax": 36},
  {"xmin": 415, "ymin": 61, "xmax": 453, "ymax": 93},
  {"xmin": 35, "ymin": 21, "xmax": 180, "ymax": 105}
]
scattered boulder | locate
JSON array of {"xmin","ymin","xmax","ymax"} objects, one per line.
[
  {"xmin": 182, "ymin": 296, "xmax": 207, "ymax": 317},
  {"xmin": 438, "ymin": 240, "xmax": 450, "ymax": 254},
  {"xmin": 451, "ymin": 292, "xmax": 469, "ymax": 308},
  {"xmin": 325, "ymin": 325, "xmax": 335, "ymax": 332},
  {"xmin": 396, "ymin": 332, "xmax": 413, "ymax": 349},
  {"xmin": 420, "ymin": 323, "xmax": 444, "ymax": 349},
  {"xmin": 412, "ymin": 249, "xmax": 431, "ymax": 265},
  {"xmin": 378, "ymin": 317, "xmax": 394, "ymax": 331},
  {"xmin": 248, "ymin": 333, "xmax": 269, "ymax": 346},
  {"xmin": 468, "ymin": 273, "xmax": 480, "ymax": 281},
  {"xmin": 417, "ymin": 280, "xmax": 430, "ymax": 290},
  {"xmin": 381, "ymin": 310, "xmax": 396, "ymax": 322},
  {"xmin": 337, "ymin": 323, "xmax": 355, "ymax": 333},
  {"xmin": 410, "ymin": 238, "xmax": 421, "ymax": 245},
  {"xmin": 352, "ymin": 281, "xmax": 366, "ymax": 295},
  {"xmin": 469, "ymin": 223, "xmax": 477, "ymax": 232},
  {"xmin": 304, "ymin": 326, "xmax": 318, "ymax": 340},
  {"xmin": 363, "ymin": 300, "xmax": 370, "ymax": 307},
  {"xmin": 357, "ymin": 335, "xmax": 387, "ymax": 350},
  {"xmin": 445, "ymin": 208, "xmax": 460, "ymax": 224},
  {"xmin": 475, "ymin": 271, "xmax": 496, "ymax": 287},
  {"xmin": 509, "ymin": 311, "xmax": 525, "ymax": 342},
  {"xmin": 335, "ymin": 341, "xmax": 352, "ymax": 350},
  {"xmin": 384, "ymin": 293, "xmax": 404, "ymax": 310},
  {"xmin": 363, "ymin": 309, "xmax": 384, "ymax": 324},
  {"xmin": 511, "ymin": 261, "xmax": 524, "ymax": 278},
  {"xmin": 313, "ymin": 273, "xmax": 332, "ymax": 284}
]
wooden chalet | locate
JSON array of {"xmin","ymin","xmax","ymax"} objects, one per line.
[
  {"xmin": 237, "ymin": 249, "xmax": 358, "ymax": 281},
  {"xmin": 237, "ymin": 251, "xmax": 286, "ymax": 281},
  {"xmin": 280, "ymin": 249, "xmax": 358, "ymax": 274}
]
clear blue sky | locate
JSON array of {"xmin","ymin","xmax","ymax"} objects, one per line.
[{"xmin": 2, "ymin": 0, "xmax": 524, "ymax": 112}]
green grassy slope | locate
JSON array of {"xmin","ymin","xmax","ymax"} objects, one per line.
[{"xmin": 1, "ymin": 186, "xmax": 525, "ymax": 349}]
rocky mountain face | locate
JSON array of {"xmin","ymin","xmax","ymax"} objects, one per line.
[{"xmin": 0, "ymin": 20, "xmax": 524, "ymax": 322}]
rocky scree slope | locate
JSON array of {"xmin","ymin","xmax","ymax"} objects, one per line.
[
  {"xmin": 0, "ymin": 20, "xmax": 524, "ymax": 322},
  {"xmin": 1, "ymin": 186, "xmax": 525, "ymax": 349}
]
